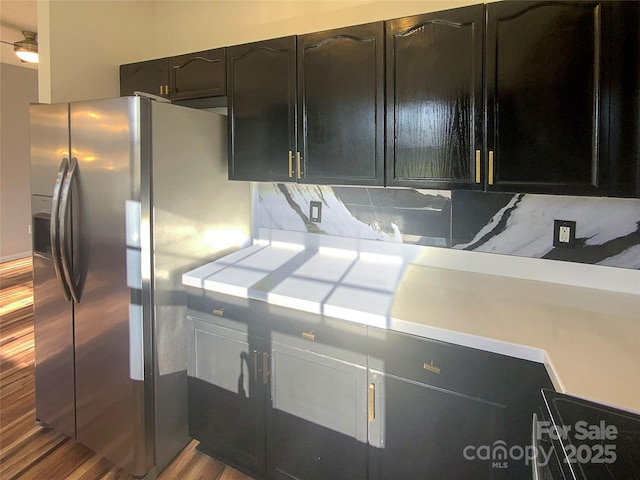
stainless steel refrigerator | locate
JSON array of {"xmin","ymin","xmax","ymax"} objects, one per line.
[{"xmin": 30, "ymin": 96, "xmax": 251, "ymax": 477}]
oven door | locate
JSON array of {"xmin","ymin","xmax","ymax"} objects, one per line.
[{"xmin": 532, "ymin": 412, "xmax": 571, "ymax": 480}]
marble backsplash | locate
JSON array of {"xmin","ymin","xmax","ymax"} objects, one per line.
[{"xmin": 256, "ymin": 183, "xmax": 640, "ymax": 270}]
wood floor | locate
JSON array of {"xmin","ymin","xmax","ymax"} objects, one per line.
[{"xmin": 0, "ymin": 257, "xmax": 254, "ymax": 480}]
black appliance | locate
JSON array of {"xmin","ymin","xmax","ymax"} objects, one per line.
[{"xmin": 533, "ymin": 389, "xmax": 640, "ymax": 480}]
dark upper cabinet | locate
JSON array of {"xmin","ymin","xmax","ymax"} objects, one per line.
[
  {"xmin": 298, "ymin": 22, "xmax": 385, "ymax": 185},
  {"xmin": 120, "ymin": 58, "xmax": 170, "ymax": 98},
  {"xmin": 120, "ymin": 48, "xmax": 226, "ymax": 101},
  {"xmin": 386, "ymin": 5, "xmax": 484, "ymax": 189},
  {"xmin": 486, "ymin": 1, "xmax": 609, "ymax": 195},
  {"xmin": 169, "ymin": 48, "xmax": 226, "ymax": 100},
  {"xmin": 607, "ymin": 2, "xmax": 640, "ymax": 198},
  {"xmin": 227, "ymin": 37, "xmax": 297, "ymax": 182}
]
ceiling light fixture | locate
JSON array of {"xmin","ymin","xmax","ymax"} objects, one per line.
[
  {"xmin": 14, "ymin": 31, "xmax": 38, "ymax": 63},
  {"xmin": 0, "ymin": 31, "xmax": 39, "ymax": 64}
]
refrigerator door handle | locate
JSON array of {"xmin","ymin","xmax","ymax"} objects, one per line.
[
  {"xmin": 60, "ymin": 157, "xmax": 81, "ymax": 303},
  {"xmin": 51, "ymin": 158, "xmax": 72, "ymax": 301}
]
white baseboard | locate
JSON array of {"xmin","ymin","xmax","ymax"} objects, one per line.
[{"xmin": 0, "ymin": 250, "xmax": 32, "ymax": 264}]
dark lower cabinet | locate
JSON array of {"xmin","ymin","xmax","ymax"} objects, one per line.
[
  {"xmin": 188, "ymin": 307, "xmax": 554, "ymax": 480},
  {"xmin": 504, "ymin": 357, "xmax": 555, "ymax": 480},
  {"xmin": 367, "ymin": 328, "xmax": 554, "ymax": 480},
  {"xmin": 368, "ymin": 370, "xmax": 507, "ymax": 480},
  {"xmin": 187, "ymin": 317, "xmax": 266, "ymax": 476},
  {"xmin": 187, "ymin": 304, "xmax": 368, "ymax": 480},
  {"xmin": 267, "ymin": 338, "xmax": 368, "ymax": 480}
]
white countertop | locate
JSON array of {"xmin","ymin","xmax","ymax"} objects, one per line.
[{"xmin": 183, "ymin": 240, "xmax": 640, "ymax": 413}]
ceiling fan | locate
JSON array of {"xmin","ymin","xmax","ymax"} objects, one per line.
[{"xmin": 0, "ymin": 31, "xmax": 38, "ymax": 63}]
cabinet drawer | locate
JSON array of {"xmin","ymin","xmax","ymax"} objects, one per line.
[
  {"xmin": 368, "ymin": 328, "xmax": 508, "ymax": 405},
  {"xmin": 186, "ymin": 290, "xmax": 266, "ymax": 336},
  {"xmin": 269, "ymin": 314, "xmax": 367, "ymax": 363}
]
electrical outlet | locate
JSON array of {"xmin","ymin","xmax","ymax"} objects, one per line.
[
  {"xmin": 310, "ymin": 201, "xmax": 322, "ymax": 223},
  {"xmin": 553, "ymin": 219, "xmax": 576, "ymax": 248}
]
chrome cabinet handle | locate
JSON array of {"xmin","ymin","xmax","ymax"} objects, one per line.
[
  {"xmin": 59, "ymin": 157, "xmax": 80, "ymax": 303},
  {"xmin": 50, "ymin": 158, "xmax": 71, "ymax": 301}
]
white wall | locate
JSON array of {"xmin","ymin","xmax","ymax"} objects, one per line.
[
  {"xmin": 153, "ymin": 0, "xmax": 480, "ymax": 56},
  {"xmin": 39, "ymin": 0, "xmax": 480, "ymax": 102},
  {"xmin": 0, "ymin": 63, "xmax": 38, "ymax": 262},
  {"xmin": 38, "ymin": 0, "xmax": 157, "ymax": 103}
]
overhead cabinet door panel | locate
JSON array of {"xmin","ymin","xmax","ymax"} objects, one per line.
[
  {"xmin": 227, "ymin": 37, "xmax": 297, "ymax": 181},
  {"xmin": 298, "ymin": 22, "xmax": 385, "ymax": 185},
  {"xmin": 119, "ymin": 58, "xmax": 169, "ymax": 98},
  {"xmin": 486, "ymin": 1, "xmax": 607, "ymax": 194},
  {"xmin": 386, "ymin": 5, "xmax": 484, "ymax": 189},
  {"xmin": 169, "ymin": 48, "xmax": 226, "ymax": 99}
]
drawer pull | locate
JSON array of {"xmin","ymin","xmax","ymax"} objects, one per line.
[
  {"xmin": 423, "ymin": 360, "xmax": 441, "ymax": 375},
  {"xmin": 212, "ymin": 308, "xmax": 224, "ymax": 316},
  {"xmin": 302, "ymin": 331, "xmax": 315, "ymax": 341},
  {"xmin": 368, "ymin": 383, "xmax": 375, "ymax": 422},
  {"xmin": 475, "ymin": 150, "xmax": 481, "ymax": 184}
]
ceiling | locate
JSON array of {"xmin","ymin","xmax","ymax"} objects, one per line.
[{"xmin": 0, "ymin": 0, "xmax": 38, "ymax": 69}]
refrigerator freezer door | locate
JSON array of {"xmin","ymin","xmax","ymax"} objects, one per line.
[
  {"xmin": 32, "ymin": 253, "xmax": 76, "ymax": 438},
  {"xmin": 30, "ymin": 103, "xmax": 76, "ymax": 439},
  {"xmin": 70, "ymin": 97, "xmax": 152, "ymax": 476}
]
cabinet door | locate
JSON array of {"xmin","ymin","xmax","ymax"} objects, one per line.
[
  {"xmin": 187, "ymin": 319, "xmax": 266, "ymax": 476},
  {"xmin": 505, "ymin": 359, "xmax": 555, "ymax": 480},
  {"xmin": 368, "ymin": 370, "xmax": 508, "ymax": 480},
  {"xmin": 607, "ymin": 2, "xmax": 640, "ymax": 198},
  {"xmin": 267, "ymin": 339, "xmax": 368, "ymax": 480},
  {"xmin": 298, "ymin": 22, "xmax": 384, "ymax": 185},
  {"xmin": 119, "ymin": 58, "xmax": 169, "ymax": 97},
  {"xmin": 169, "ymin": 48, "xmax": 226, "ymax": 100},
  {"xmin": 386, "ymin": 5, "xmax": 484, "ymax": 189},
  {"xmin": 227, "ymin": 37, "xmax": 297, "ymax": 181},
  {"xmin": 486, "ymin": 1, "xmax": 609, "ymax": 195}
]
